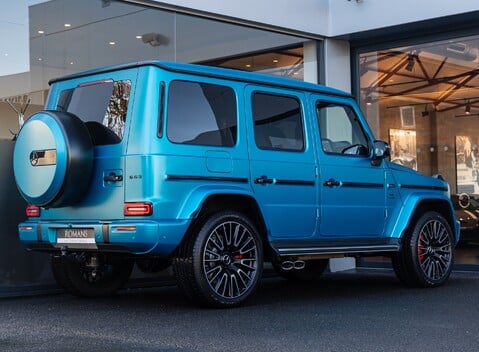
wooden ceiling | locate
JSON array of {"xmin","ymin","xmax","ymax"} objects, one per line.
[{"xmin": 360, "ymin": 40, "xmax": 479, "ymax": 115}]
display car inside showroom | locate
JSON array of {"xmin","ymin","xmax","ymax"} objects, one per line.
[{"xmin": 1, "ymin": 0, "xmax": 479, "ymax": 294}]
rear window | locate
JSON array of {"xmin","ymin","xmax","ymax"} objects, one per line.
[
  {"xmin": 57, "ymin": 79, "xmax": 131, "ymax": 144},
  {"xmin": 167, "ymin": 80, "xmax": 237, "ymax": 147}
]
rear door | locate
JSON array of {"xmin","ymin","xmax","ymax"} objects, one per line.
[
  {"xmin": 246, "ymin": 86, "xmax": 318, "ymax": 239},
  {"xmin": 43, "ymin": 68, "xmax": 138, "ymax": 220}
]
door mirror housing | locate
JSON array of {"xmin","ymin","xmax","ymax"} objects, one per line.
[{"xmin": 371, "ymin": 140, "xmax": 390, "ymax": 166}]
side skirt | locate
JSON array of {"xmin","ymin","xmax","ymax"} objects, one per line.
[{"xmin": 271, "ymin": 238, "xmax": 401, "ymax": 259}]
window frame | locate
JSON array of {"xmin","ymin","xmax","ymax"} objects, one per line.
[
  {"xmin": 56, "ymin": 79, "xmax": 132, "ymax": 145},
  {"xmin": 316, "ymin": 101, "xmax": 371, "ymax": 157},
  {"xmin": 166, "ymin": 79, "xmax": 238, "ymax": 148},
  {"xmin": 251, "ymin": 91, "xmax": 306, "ymax": 153}
]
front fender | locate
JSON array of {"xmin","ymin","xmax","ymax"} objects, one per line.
[{"xmin": 387, "ymin": 192, "xmax": 460, "ymax": 244}]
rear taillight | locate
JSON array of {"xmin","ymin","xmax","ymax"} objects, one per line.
[
  {"xmin": 26, "ymin": 205, "xmax": 40, "ymax": 217},
  {"xmin": 124, "ymin": 202, "xmax": 153, "ymax": 216}
]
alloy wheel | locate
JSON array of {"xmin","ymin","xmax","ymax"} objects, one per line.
[
  {"xmin": 202, "ymin": 220, "xmax": 259, "ymax": 299},
  {"xmin": 417, "ymin": 219, "xmax": 453, "ymax": 281}
]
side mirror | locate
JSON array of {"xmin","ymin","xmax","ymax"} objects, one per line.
[{"xmin": 371, "ymin": 140, "xmax": 390, "ymax": 166}]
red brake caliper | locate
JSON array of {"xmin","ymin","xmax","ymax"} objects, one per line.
[{"xmin": 418, "ymin": 232, "xmax": 426, "ymax": 263}]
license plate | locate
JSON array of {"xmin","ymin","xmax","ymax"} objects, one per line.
[{"xmin": 57, "ymin": 228, "xmax": 95, "ymax": 244}]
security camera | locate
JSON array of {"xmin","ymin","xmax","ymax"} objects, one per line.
[{"xmin": 141, "ymin": 33, "xmax": 163, "ymax": 47}]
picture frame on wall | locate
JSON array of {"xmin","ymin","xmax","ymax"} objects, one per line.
[
  {"xmin": 389, "ymin": 128, "xmax": 417, "ymax": 170},
  {"xmin": 455, "ymin": 135, "xmax": 478, "ymax": 194},
  {"xmin": 400, "ymin": 106, "xmax": 415, "ymax": 128}
]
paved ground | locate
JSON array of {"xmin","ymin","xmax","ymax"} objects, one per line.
[{"xmin": 0, "ymin": 268, "xmax": 478, "ymax": 352}]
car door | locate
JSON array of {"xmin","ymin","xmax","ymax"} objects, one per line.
[
  {"xmin": 246, "ymin": 86, "xmax": 318, "ymax": 239},
  {"xmin": 41, "ymin": 69, "xmax": 139, "ymax": 221},
  {"xmin": 313, "ymin": 96, "xmax": 387, "ymax": 238}
]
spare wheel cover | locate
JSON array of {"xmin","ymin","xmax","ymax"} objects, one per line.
[{"xmin": 13, "ymin": 110, "xmax": 93, "ymax": 207}]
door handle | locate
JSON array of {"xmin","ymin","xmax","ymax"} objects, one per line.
[
  {"xmin": 104, "ymin": 173, "xmax": 123, "ymax": 182},
  {"xmin": 323, "ymin": 178, "xmax": 340, "ymax": 187},
  {"xmin": 255, "ymin": 175, "xmax": 274, "ymax": 185}
]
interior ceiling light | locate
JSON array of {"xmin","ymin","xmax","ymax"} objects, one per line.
[
  {"xmin": 405, "ymin": 53, "xmax": 415, "ymax": 72},
  {"xmin": 421, "ymin": 105, "xmax": 429, "ymax": 117},
  {"xmin": 446, "ymin": 42, "xmax": 477, "ymax": 61},
  {"xmin": 64, "ymin": 23, "xmax": 71, "ymax": 27},
  {"xmin": 465, "ymin": 100, "xmax": 471, "ymax": 115}
]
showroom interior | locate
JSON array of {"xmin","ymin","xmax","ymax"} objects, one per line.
[{"xmin": 1, "ymin": 0, "xmax": 479, "ymax": 293}]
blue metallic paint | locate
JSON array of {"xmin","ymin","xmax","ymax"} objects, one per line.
[
  {"xmin": 16, "ymin": 61, "xmax": 459, "ymax": 256},
  {"xmin": 14, "ymin": 113, "xmax": 68, "ymax": 205}
]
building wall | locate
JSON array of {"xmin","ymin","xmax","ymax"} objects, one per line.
[
  {"xmin": 145, "ymin": 0, "xmax": 330, "ymax": 36},
  {"xmin": 150, "ymin": 0, "xmax": 479, "ymax": 37}
]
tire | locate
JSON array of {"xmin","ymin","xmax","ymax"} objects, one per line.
[
  {"xmin": 392, "ymin": 211, "xmax": 454, "ymax": 287},
  {"xmin": 13, "ymin": 110, "xmax": 93, "ymax": 207},
  {"xmin": 50, "ymin": 254, "xmax": 133, "ymax": 297},
  {"xmin": 272, "ymin": 259, "xmax": 329, "ymax": 281},
  {"xmin": 173, "ymin": 211, "xmax": 263, "ymax": 308}
]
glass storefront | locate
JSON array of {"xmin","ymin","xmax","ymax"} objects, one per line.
[
  {"xmin": 0, "ymin": 0, "xmax": 311, "ymax": 291},
  {"xmin": 359, "ymin": 34, "xmax": 479, "ymax": 267},
  {"xmin": 205, "ymin": 45, "xmax": 304, "ymax": 80},
  {"xmin": 0, "ymin": 0, "xmax": 310, "ymax": 140}
]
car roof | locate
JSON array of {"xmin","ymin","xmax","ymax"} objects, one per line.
[{"xmin": 49, "ymin": 60, "xmax": 353, "ymax": 99}]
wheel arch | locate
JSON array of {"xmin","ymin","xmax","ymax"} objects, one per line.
[
  {"xmin": 175, "ymin": 192, "xmax": 272, "ymax": 260},
  {"xmin": 394, "ymin": 196, "xmax": 459, "ymax": 246}
]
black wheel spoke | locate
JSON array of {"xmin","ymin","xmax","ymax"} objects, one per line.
[
  {"xmin": 204, "ymin": 249, "xmax": 222, "ymax": 262},
  {"xmin": 211, "ymin": 231, "xmax": 225, "ymax": 251},
  {"xmin": 205, "ymin": 265, "xmax": 222, "ymax": 283}
]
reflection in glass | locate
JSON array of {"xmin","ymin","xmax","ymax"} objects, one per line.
[{"xmin": 359, "ymin": 34, "xmax": 479, "ymax": 264}]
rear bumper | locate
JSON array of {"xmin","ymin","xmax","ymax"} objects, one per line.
[{"xmin": 18, "ymin": 219, "xmax": 190, "ymax": 256}]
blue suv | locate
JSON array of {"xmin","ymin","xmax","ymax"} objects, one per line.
[{"xmin": 13, "ymin": 61, "xmax": 460, "ymax": 307}]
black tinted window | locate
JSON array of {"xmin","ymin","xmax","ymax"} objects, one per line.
[
  {"xmin": 167, "ymin": 80, "xmax": 237, "ymax": 147},
  {"xmin": 252, "ymin": 93, "xmax": 304, "ymax": 151}
]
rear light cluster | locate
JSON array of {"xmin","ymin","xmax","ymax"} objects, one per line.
[
  {"xmin": 26, "ymin": 205, "xmax": 40, "ymax": 217},
  {"xmin": 124, "ymin": 202, "xmax": 153, "ymax": 216},
  {"xmin": 26, "ymin": 203, "xmax": 153, "ymax": 217}
]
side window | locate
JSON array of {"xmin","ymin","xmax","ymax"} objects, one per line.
[
  {"xmin": 57, "ymin": 79, "xmax": 131, "ymax": 144},
  {"xmin": 316, "ymin": 102, "xmax": 370, "ymax": 156},
  {"xmin": 167, "ymin": 80, "xmax": 237, "ymax": 147},
  {"xmin": 252, "ymin": 92, "xmax": 304, "ymax": 151}
]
